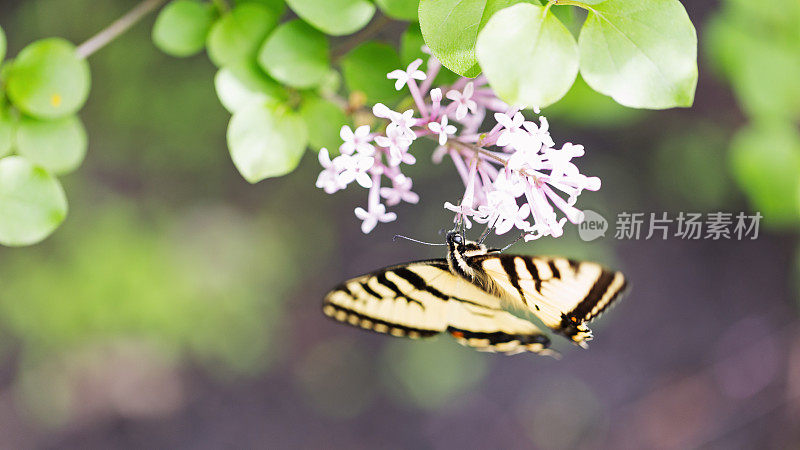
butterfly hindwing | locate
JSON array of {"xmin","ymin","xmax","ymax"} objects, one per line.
[
  {"xmin": 323, "ymin": 260, "xmax": 555, "ymax": 355},
  {"xmin": 474, "ymin": 254, "xmax": 627, "ymax": 347}
]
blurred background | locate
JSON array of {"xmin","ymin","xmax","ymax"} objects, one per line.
[{"xmin": 1, "ymin": 0, "xmax": 800, "ymax": 448}]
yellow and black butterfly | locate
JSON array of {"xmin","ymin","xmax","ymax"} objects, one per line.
[{"xmin": 322, "ymin": 230, "xmax": 628, "ymax": 356}]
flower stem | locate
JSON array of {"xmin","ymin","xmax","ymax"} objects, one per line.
[
  {"xmin": 408, "ymin": 80, "xmax": 430, "ymax": 118},
  {"xmin": 76, "ymin": 0, "xmax": 167, "ymax": 59}
]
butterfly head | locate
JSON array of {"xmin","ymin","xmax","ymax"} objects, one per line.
[
  {"xmin": 446, "ymin": 231, "xmax": 489, "ymax": 257},
  {"xmin": 445, "ymin": 230, "xmax": 464, "ymax": 247}
]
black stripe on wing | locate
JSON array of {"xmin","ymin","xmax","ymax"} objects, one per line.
[
  {"xmin": 322, "ymin": 301, "xmax": 440, "ymax": 339},
  {"xmin": 447, "ymin": 327, "xmax": 550, "ymax": 347},
  {"xmin": 559, "ymin": 269, "xmax": 628, "ymax": 344}
]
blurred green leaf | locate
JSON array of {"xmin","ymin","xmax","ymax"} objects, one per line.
[
  {"xmin": 206, "ymin": 3, "xmax": 279, "ymax": 68},
  {"xmin": 0, "ymin": 25, "xmax": 6, "ymax": 62},
  {"xmin": 543, "ymin": 75, "xmax": 642, "ymax": 127},
  {"xmin": 706, "ymin": 5, "xmax": 800, "ymax": 121},
  {"xmin": 419, "ymin": 0, "xmax": 524, "ymax": 78},
  {"xmin": 152, "ymin": 0, "xmax": 216, "ymax": 57},
  {"xmin": 285, "ymin": 0, "xmax": 375, "ymax": 36},
  {"xmin": 578, "ymin": 0, "xmax": 697, "ymax": 109},
  {"xmin": 477, "ymin": 3, "xmax": 578, "ymax": 108},
  {"xmin": 400, "ymin": 23, "xmax": 459, "ymax": 85},
  {"xmin": 375, "ymin": 0, "xmax": 419, "ymax": 21},
  {"xmin": 235, "ymin": 0, "xmax": 287, "ymax": 16},
  {"xmin": 214, "ymin": 63, "xmax": 285, "ymax": 113},
  {"xmin": 382, "ymin": 338, "xmax": 488, "ymax": 410},
  {"xmin": 316, "ymin": 69, "xmax": 343, "ymax": 98},
  {"xmin": 340, "ymin": 41, "xmax": 403, "ymax": 105},
  {"xmin": 0, "ymin": 105, "xmax": 14, "ymax": 157},
  {"xmin": 258, "ymin": 20, "xmax": 330, "ymax": 89},
  {"xmin": 299, "ymin": 94, "xmax": 350, "ymax": 152},
  {"xmin": 227, "ymin": 101, "xmax": 308, "ymax": 183},
  {"xmin": 0, "ymin": 204, "xmax": 304, "ymax": 380},
  {"xmin": 729, "ymin": 122, "xmax": 800, "ymax": 227},
  {"xmin": 400, "ymin": 22, "xmax": 425, "ymax": 65},
  {"xmin": 6, "ymin": 38, "xmax": 91, "ymax": 119},
  {"xmin": 15, "ymin": 115, "xmax": 87, "ymax": 175},
  {"xmin": 0, "ymin": 156, "xmax": 68, "ymax": 247}
]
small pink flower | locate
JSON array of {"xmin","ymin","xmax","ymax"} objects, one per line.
[
  {"xmin": 522, "ymin": 116, "xmax": 555, "ymax": 149},
  {"xmin": 373, "ymin": 104, "xmax": 416, "ymax": 140},
  {"xmin": 355, "ymin": 203, "xmax": 397, "ymax": 233},
  {"xmin": 315, "ymin": 148, "xmax": 345, "ymax": 194},
  {"xmin": 387, "ymin": 59, "xmax": 426, "ymax": 91},
  {"xmin": 380, "ymin": 174, "xmax": 419, "ymax": 206},
  {"xmin": 339, "ymin": 125, "xmax": 375, "ymax": 156},
  {"xmin": 494, "ymin": 112, "xmax": 526, "ymax": 147},
  {"xmin": 446, "ymin": 82, "xmax": 478, "ymax": 120},
  {"xmin": 428, "ymin": 115, "xmax": 456, "ymax": 145},
  {"xmin": 337, "ymin": 153, "xmax": 374, "ymax": 188},
  {"xmin": 375, "ymin": 126, "xmax": 415, "ymax": 166}
]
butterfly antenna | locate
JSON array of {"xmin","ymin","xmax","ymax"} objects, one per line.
[
  {"xmin": 499, "ymin": 232, "xmax": 527, "ymax": 252},
  {"xmin": 393, "ymin": 235, "xmax": 447, "ymax": 246},
  {"xmin": 478, "ymin": 221, "xmax": 496, "ymax": 244}
]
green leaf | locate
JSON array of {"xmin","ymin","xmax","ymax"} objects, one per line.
[
  {"xmin": 550, "ymin": 4, "xmax": 586, "ymax": 38},
  {"xmin": 0, "ymin": 105, "xmax": 14, "ymax": 158},
  {"xmin": 258, "ymin": 20, "xmax": 329, "ymax": 89},
  {"xmin": 227, "ymin": 102, "xmax": 308, "ymax": 183},
  {"xmin": 476, "ymin": 3, "xmax": 578, "ymax": 108},
  {"xmin": 152, "ymin": 0, "xmax": 216, "ymax": 57},
  {"xmin": 206, "ymin": 3, "xmax": 279, "ymax": 68},
  {"xmin": 340, "ymin": 41, "xmax": 403, "ymax": 105},
  {"xmin": 375, "ymin": 0, "xmax": 419, "ymax": 21},
  {"xmin": 0, "ymin": 156, "xmax": 68, "ymax": 247},
  {"xmin": 0, "ymin": 25, "xmax": 6, "ymax": 62},
  {"xmin": 5, "ymin": 38, "xmax": 91, "ymax": 120},
  {"xmin": 578, "ymin": 0, "xmax": 697, "ymax": 109},
  {"xmin": 15, "ymin": 115, "xmax": 87, "ymax": 175},
  {"xmin": 214, "ymin": 63, "xmax": 285, "ymax": 113},
  {"xmin": 419, "ymin": 0, "xmax": 526, "ymax": 78},
  {"xmin": 235, "ymin": 0, "xmax": 287, "ymax": 16},
  {"xmin": 299, "ymin": 94, "xmax": 350, "ymax": 152},
  {"xmin": 729, "ymin": 122, "xmax": 800, "ymax": 227},
  {"xmin": 285, "ymin": 0, "xmax": 375, "ymax": 36}
]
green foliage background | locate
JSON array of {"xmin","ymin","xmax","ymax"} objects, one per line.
[{"xmin": 0, "ymin": 0, "xmax": 798, "ymax": 447}]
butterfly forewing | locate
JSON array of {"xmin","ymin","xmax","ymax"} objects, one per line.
[
  {"xmin": 474, "ymin": 254, "xmax": 627, "ymax": 347},
  {"xmin": 323, "ymin": 260, "xmax": 555, "ymax": 355}
]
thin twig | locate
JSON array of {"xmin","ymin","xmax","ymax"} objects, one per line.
[
  {"xmin": 76, "ymin": 0, "xmax": 168, "ymax": 59},
  {"xmin": 331, "ymin": 14, "xmax": 393, "ymax": 62}
]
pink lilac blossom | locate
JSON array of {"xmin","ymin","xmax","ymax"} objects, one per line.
[{"xmin": 315, "ymin": 52, "xmax": 600, "ymax": 240}]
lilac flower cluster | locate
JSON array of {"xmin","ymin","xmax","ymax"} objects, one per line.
[{"xmin": 316, "ymin": 49, "xmax": 601, "ymax": 239}]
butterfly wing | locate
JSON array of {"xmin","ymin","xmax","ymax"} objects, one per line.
[
  {"xmin": 323, "ymin": 260, "xmax": 555, "ymax": 355},
  {"xmin": 474, "ymin": 254, "xmax": 628, "ymax": 348}
]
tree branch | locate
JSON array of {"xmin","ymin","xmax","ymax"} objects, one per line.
[{"xmin": 76, "ymin": 0, "xmax": 168, "ymax": 59}]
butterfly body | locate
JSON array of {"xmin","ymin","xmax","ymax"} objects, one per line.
[{"xmin": 323, "ymin": 231, "xmax": 628, "ymax": 356}]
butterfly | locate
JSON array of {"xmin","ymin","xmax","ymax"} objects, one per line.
[{"xmin": 322, "ymin": 230, "xmax": 628, "ymax": 356}]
